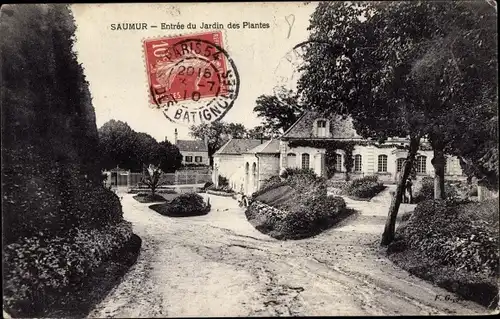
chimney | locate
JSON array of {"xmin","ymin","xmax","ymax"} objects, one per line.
[{"xmin": 174, "ymin": 128, "xmax": 178, "ymax": 145}]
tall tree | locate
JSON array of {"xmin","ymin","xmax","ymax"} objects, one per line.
[
  {"xmin": 98, "ymin": 120, "xmax": 182, "ymax": 172},
  {"xmin": 246, "ymin": 125, "xmax": 275, "ymax": 139},
  {"xmin": 298, "ymin": 1, "xmax": 497, "ymax": 245},
  {"xmin": 157, "ymin": 140, "xmax": 183, "ymax": 173},
  {"xmin": 254, "ymin": 86, "xmax": 303, "ymax": 135}
]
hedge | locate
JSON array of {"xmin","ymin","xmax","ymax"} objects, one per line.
[
  {"xmin": 388, "ymin": 198, "xmax": 499, "ymax": 307},
  {"xmin": 3, "ymin": 222, "xmax": 134, "ymax": 317}
]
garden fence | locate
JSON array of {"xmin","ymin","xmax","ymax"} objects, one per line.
[{"xmin": 104, "ymin": 170, "xmax": 212, "ymax": 188}]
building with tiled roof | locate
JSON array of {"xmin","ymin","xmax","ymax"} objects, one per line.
[
  {"xmin": 212, "ymin": 111, "xmax": 465, "ymax": 196},
  {"xmin": 172, "ymin": 129, "xmax": 209, "ymax": 166},
  {"xmin": 214, "ymin": 139, "xmax": 265, "ymax": 155}
]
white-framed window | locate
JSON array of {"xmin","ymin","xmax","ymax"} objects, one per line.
[
  {"xmin": 396, "ymin": 158, "xmax": 405, "ymax": 172},
  {"xmin": 287, "ymin": 153, "xmax": 297, "ymax": 168},
  {"xmin": 195, "ymin": 156, "xmax": 202, "ymax": 163},
  {"xmin": 354, "ymin": 154, "xmax": 362, "ymax": 172},
  {"xmin": 301, "ymin": 153, "xmax": 310, "ymax": 169},
  {"xmin": 378, "ymin": 155, "xmax": 388, "ymax": 172},
  {"xmin": 335, "ymin": 154, "xmax": 343, "ymax": 172},
  {"xmin": 316, "ymin": 119, "xmax": 328, "ymax": 137},
  {"xmin": 416, "ymin": 156, "xmax": 427, "ymax": 174},
  {"xmin": 185, "ymin": 156, "xmax": 193, "ymax": 163}
]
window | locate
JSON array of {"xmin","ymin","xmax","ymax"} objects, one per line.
[
  {"xmin": 195, "ymin": 156, "xmax": 202, "ymax": 163},
  {"xmin": 354, "ymin": 155, "xmax": 362, "ymax": 172},
  {"xmin": 185, "ymin": 156, "xmax": 193, "ymax": 163},
  {"xmin": 396, "ymin": 158, "xmax": 405, "ymax": 172},
  {"xmin": 316, "ymin": 120, "xmax": 328, "ymax": 137},
  {"xmin": 416, "ymin": 156, "xmax": 427, "ymax": 174},
  {"xmin": 335, "ymin": 154, "xmax": 343, "ymax": 172},
  {"xmin": 287, "ymin": 153, "xmax": 297, "ymax": 168},
  {"xmin": 301, "ymin": 153, "xmax": 310, "ymax": 169},
  {"xmin": 378, "ymin": 155, "xmax": 388, "ymax": 172}
]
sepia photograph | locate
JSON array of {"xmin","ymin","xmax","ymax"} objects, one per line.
[{"xmin": 1, "ymin": 1, "xmax": 498, "ymax": 317}]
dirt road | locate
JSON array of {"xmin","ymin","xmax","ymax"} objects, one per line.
[{"xmin": 89, "ymin": 190, "xmax": 490, "ymax": 317}]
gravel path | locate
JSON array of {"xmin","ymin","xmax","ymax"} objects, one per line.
[{"xmin": 88, "ymin": 188, "xmax": 490, "ymax": 317}]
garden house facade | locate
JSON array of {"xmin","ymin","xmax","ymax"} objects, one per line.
[{"xmin": 213, "ymin": 111, "xmax": 465, "ymax": 196}]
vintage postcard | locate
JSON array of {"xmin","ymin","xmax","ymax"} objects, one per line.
[{"xmin": 1, "ymin": 2, "xmax": 498, "ymax": 318}]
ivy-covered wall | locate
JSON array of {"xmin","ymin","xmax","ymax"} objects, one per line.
[{"xmin": 287, "ymin": 140, "xmax": 412, "ymax": 179}]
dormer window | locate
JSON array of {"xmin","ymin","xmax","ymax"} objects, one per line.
[{"xmin": 316, "ymin": 119, "xmax": 328, "ymax": 137}]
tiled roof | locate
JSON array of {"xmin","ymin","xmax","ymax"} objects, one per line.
[
  {"xmin": 245, "ymin": 139, "xmax": 280, "ymax": 154},
  {"xmin": 176, "ymin": 139, "xmax": 208, "ymax": 152},
  {"xmin": 214, "ymin": 139, "xmax": 266, "ymax": 155},
  {"xmin": 281, "ymin": 111, "xmax": 362, "ymax": 140}
]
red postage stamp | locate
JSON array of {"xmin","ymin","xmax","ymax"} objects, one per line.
[{"xmin": 143, "ymin": 31, "xmax": 239, "ymax": 125}]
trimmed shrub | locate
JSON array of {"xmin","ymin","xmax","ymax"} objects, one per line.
[
  {"xmin": 3, "ymin": 222, "xmax": 133, "ymax": 317},
  {"xmin": 388, "ymin": 198, "xmax": 499, "ymax": 307},
  {"xmin": 149, "ymin": 193, "xmax": 210, "ymax": 217},
  {"xmin": 343, "ymin": 175, "xmax": 385, "ymax": 199}
]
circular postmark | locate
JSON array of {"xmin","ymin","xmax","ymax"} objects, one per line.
[{"xmin": 146, "ymin": 34, "xmax": 240, "ymax": 126}]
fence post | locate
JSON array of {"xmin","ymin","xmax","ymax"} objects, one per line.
[
  {"xmin": 175, "ymin": 172, "xmax": 179, "ymax": 185},
  {"xmin": 127, "ymin": 170, "xmax": 131, "ymax": 188},
  {"xmin": 195, "ymin": 172, "xmax": 199, "ymax": 185}
]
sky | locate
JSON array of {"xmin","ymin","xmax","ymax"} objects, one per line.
[{"xmin": 71, "ymin": 2, "xmax": 317, "ymax": 143}]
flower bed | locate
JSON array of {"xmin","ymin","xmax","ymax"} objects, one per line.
[
  {"xmin": 132, "ymin": 193, "xmax": 167, "ymax": 203},
  {"xmin": 149, "ymin": 193, "xmax": 211, "ymax": 217},
  {"xmin": 3, "ymin": 222, "xmax": 136, "ymax": 317},
  {"xmin": 387, "ymin": 198, "xmax": 499, "ymax": 308}
]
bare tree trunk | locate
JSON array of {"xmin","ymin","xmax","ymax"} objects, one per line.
[
  {"xmin": 381, "ymin": 136, "xmax": 420, "ymax": 246},
  {"xmin": 432, "ymin": 146, "xmax": 446, "ymax": 199}
]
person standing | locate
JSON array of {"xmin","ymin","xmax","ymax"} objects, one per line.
[{"xmin": 405, "ymin": 178, "xmax": 413, "ymax": 204}]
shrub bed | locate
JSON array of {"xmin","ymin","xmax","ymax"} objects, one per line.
[
  {"xmin": 132, "ymin": 193, "xmax": 167, "ymax": 203},
  {"xmin": 3, "ymin": 221, "xmax": 135, "ymax": 317},
  {"xmin": 387, "ymin": 198, "xmax": 499, "ymax": 308},
  {"xmin": 149, "ymin": 193, "xmax": 211, "ymax": 217},
  {"xmin": 343, "ymin": 175, "xmax": 385, "ymax": 199},
  {"xmin": 413, "ymin": 176, "xmax": 460, "ymax": 203},
  {"xmin": 246, "ymin": 169, "xmax": 351, "ymax": 239},
  {"xmin": 246, "ymin": 195, "xmax": 349, "ymax": 240}
]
